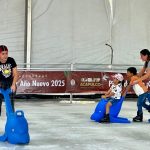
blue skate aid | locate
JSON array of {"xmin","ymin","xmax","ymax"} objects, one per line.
[
  {"xmin": 0, "ymin": 88, "xmax": 30, "ymax": 144},
  {"xmin": 91, "ymin": 97, "xmax": 130, "ymax": 123}
]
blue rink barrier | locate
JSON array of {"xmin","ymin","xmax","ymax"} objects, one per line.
[
  {"xmin": 0, "ymin": 88, "xmax": 30, "ymax": 144},
  {"xmin": 91, "ymin": 97, "xmax": 131, "ymax": 123}
]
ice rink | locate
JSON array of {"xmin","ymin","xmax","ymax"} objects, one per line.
[{"xmin": 0, "ymin": 98, "xmax": 150, "ymax": 150}]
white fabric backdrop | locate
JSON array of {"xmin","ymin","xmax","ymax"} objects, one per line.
[
  {"xmin": 112, "ymin": 0, "xmax": 150, "ymax": 65},
  {"xmin": 0, "ymin": 0, "xmax": 149, "ymax": 68},
  {"xmin": 31, "ymin": 0, "xmax": 111, "ymax": 65},
  {"xmin": 0, "ymin": 0, "xmax": 25, "ymax": 64}
]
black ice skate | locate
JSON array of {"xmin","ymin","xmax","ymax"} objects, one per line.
[
  {"xmin": 133, "ymin": 111, "xmax": 143, "ymax": 122},
  {"xmin": 100, "ymin": 114, "xmax": 110, "ymax": 123}
]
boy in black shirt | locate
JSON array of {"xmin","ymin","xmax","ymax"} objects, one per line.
[{"xmin": 0, "ymin": 45, "xmax": 18, "ymax": 116}]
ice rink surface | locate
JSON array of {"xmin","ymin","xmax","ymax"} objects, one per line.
[{"xmin": 0, "ymin": 98, "xmax": 150, "ymax": 150}]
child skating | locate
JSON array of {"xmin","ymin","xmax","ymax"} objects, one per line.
[
  {"xmin": 124, "ymin": 67, "xmax": 150, "ymax": 122},
  {"xmin": 100, "ymin": 73, "xmax": 124, "ymax": 123}
]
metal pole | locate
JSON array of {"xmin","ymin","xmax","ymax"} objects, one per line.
[
  {"xmin": 105, "ymin": 44, "xmax": 113, "ymax": 65},
  {"xmin": 105, "ymin": 0, "xmax": 114, "ymax": 66},
  {"xmin": 109, "ymin": 0, "xmax": 113, "ymax": 47},
  {"xmin": 70, "ymin": 63, "xmax": 74, "ymax": 103},
  {"xmin": 110, "ymin": 45, "xmax": 113, "ymax": 65},
  {"xmin": 25, "ymin": 0, "xmax": 32, "ymax": 69},
  {"xmin": 70, "ymin": 93, "xmax": 73, "ymax": 104}
]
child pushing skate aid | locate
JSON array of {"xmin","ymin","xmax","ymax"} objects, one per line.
[{"xmin": 125, "ymin": 67, "xmax": 150, "ymax": 122}]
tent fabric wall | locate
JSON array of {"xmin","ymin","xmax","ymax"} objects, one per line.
[
  {"xmin": 31, "ymin": 0, "xmax": 111, "ymax": 65},
  {"xmin": 0, "ymin": 0, "xmax": 150, "ymax": 68},
  {"xmin": 112, "ymin": 0, "xmax": 150, "ymax": 65},
  {"xmin": 0, "ymin": 0, "xmax": 25, "ymax": 64}
]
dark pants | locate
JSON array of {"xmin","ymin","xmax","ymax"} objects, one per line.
[{"xmin": 0, "ymin": 92, "xmax": 15, "ymax": 116}]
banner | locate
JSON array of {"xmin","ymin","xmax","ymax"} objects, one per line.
[
  {"xmin": 66, "ymin": 72, "xmax": 127, "ymax": 93},
  {"xmin": 17, "ymin": 71, "xmax": 66, "ymax": 93},
  {"xmin": 17, "ymin": 71, "xmax": 150, "ymax": 94}
]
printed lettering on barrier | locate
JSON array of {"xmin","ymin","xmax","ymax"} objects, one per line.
[{"xmin": 17, "ymin": 71, "xmax": 66, "ymax": 93}]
